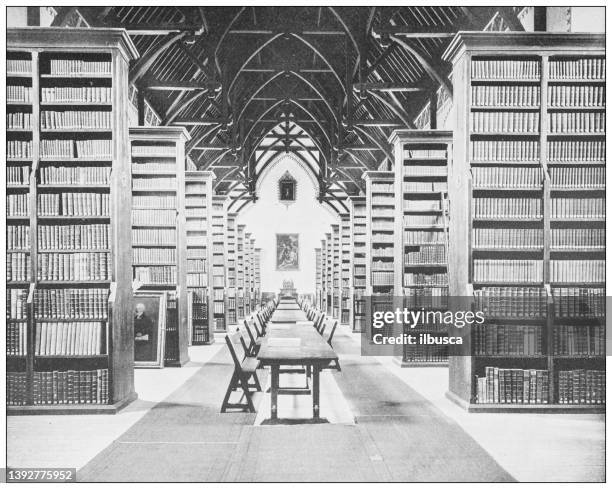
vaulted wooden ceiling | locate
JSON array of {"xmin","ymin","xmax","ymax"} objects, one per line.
[{"xmin": 53, "ymin": 6, "xmax": 525, "ymax": 213}]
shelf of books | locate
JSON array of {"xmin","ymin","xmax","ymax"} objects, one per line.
[
  {"xmin": 211, "ymin": 195, "xmax": 227, "ymax": 332},
  {"xmin": 185, "ymin": 170, "xmax": 214, "ymax": 345},
  {"xmin": 390, "ymin": 130, "xmax": 452, "ymax": 367},
  {"xmin": 236, "ymin": 224, "xmax": 246, "ymax": 321},
  {"xmin": 363, "ymin": 172, "xmax": 395, "ymax": 340},
  {"xmin": 443, "ymin": 32, "xmax": 605, "ymax": 412},
  {"xmin": 249, "ymin": 237, "xmax": 258, "ymax": 312},
  {"xmin": 315, "ymin": 247, "xmax": 323, "ymax": 310},
  {"xmin": 254, "ymin": 247, "xmax": 261, "ymax": 308},
  {"xmin": 325, "ymin": 232, "xmax": 333, "ymax": 316},
  {"xmin": 130, "ymin": 126, "xmax": 190, "ymax": 366},
  {"xmin": 320, "ymin": 234, "xmax": 326, "ymax": 311},
  {"xmin": 320, "ymin": 239, "xmax": 326, "ymax": 312},
  {"xmin": 350, "ymin": 197, "xmax": 367, "ymax": 332},
  {"xmin": 7, "ymin": 27, "xmax": 138, "ymax": 414},
  {"xmin": 340, "ymin": 216, "xmax": 352, "ymax": 325},
  {"xmin": 244, "ymin": 232, "xmax": 253, "ymax": 316},
  {"xmin": 331, "ymin": 224, "xmax": 341, "ymax": 319},
  {"xmin": 225, "ymin": 212, "xmax": 237, "ymax": 327}
]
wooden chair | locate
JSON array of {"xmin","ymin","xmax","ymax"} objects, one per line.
[
  {"xmin": 253, "ymin": 317, "xmax": 264, "ymax": 338},
  {"xmin": 315, "ymin": 313, "xmax": 326, "ymax": 334},
  {"xmin": 221, "ymin": 334, "xmax": 261, "ymax": 413},
  {"xmin": 311, "ymin": 311, "xmax": 320, "ymax": 329},
  {"xmin": 308, "ymin": 308, "xmax": 316, "ymax": 321},
  {"xmin": 255, "ymin": 312, "xmax": 267, "ymax": 336},
  {"xmin": 325, "ymin": 320, "xmax": 338, "ymax": 347},
  {"xmin": 319, "ymin": 319, "xmax": 327, "ymax": 336},
  {"xmin": 244, "ymin": 319, "xmax": 262, "ymax": 354},
  {"xmin": 323, "ymin": 320, "xmax": 341, "ymax": 371},
  {"xmin": 239, "ymin": 330, "xmax": 257, "ymax": 359}
]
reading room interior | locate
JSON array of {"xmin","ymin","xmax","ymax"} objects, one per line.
[{"xmin": 5, "ymin": 5, "xmax": 606, "ymax": 483}]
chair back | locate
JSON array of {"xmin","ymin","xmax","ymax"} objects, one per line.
[
  {"xmin": 315, "ymin": 313, "xmax": 325, "ymax": 333},
  {"xmin": 225, "ymin": 334, "xmax": 243, "ymax": 369},
  {"xmin": 253, "ymin": 314, "xmax": 265, "ymax": 337},
  {"xmin": 238, "ymin": 331, "xmax": 252, "ymax": 357},
  {"xmin": 319, "ymin": 319, "xmax": 327, "ymax": 336},
  {"xmin": 244, "ymin": 319, "xmax": 257, "ymax": 345},
  {"xmin": 326, "ymin": 320, "xmax": 338, "ymax": 346},
  {"xmin": 251, "ymin": 318, "xmax": 263, "ymax": 338}
]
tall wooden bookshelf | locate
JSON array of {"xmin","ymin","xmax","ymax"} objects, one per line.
[
  {"xmin": 331, "ymin": 224, "xmax": 341, "ymax": 319},
  {"xmin": 211, "ymin": 195, "xmax": 227, "ymax": 332},
  {"xmin": 390, "ymin": 130, "xmax": 452, "ymax": 367},
  {"xmin": 443, "ymin": 32, "xmax": 605, "ymax": 412},
  {"xmin": 236, "ymin": 224, "xmax": 246, "ymax": 321},
  {"xmin": 225, "ymin": 212, "xmax": 237, "ymax": 327},
  {"xmin": 325, "ymin": 232, "xmax": 333, "ymax": 315},
  {"xmin": 185, "ymin": 170, "xmax": 214, "ymax": 345},
  {"xmin": 249, "ymin": 237, "xmax": 257, "ymax": 311},
  {"xmin": 244, "ymin": 232, "xmax": 252, "ymax": 316},
  {"xmin": 130, "ymin": 126, "xmax": 190, "ymax": 367},
  {"xmin": 319, "ymin": 239, "xmax": 326, "ymax": 311},
  {"xmin": 363, "ymin": 172, "xmax": 395, "ymax": 339},
  {"xmin": 340, "ymin": 216, "xmax": 352, "ymax": 325},
  {"xmin": 350, "ymin": 197, "xmax": 367, "ymax": 332},
  {"xmin": 7, "ymin": 27, "xmax": 138, "ymax": 413},
  {"xmin": 254, "ymin": 247, "xmax": 261, "ymax": 308},
  {"xmin": 315, "ymin": 247, "xmax": 323, "ymax": 310}
]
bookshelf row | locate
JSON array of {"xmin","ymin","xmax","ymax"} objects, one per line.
[
  {"xmin": 6, "ymin": 27, "xmax": 139, "ymax": 414},
  {"xmin": 393, "ymin": 132, "xmax": 452, "ymax": 366},
  {"xmin": 443, "ymin": 31, "xmax": 605, "ymax": 412},
  {"xmin": 208, "ymin": 212, "xmax": 262, "ymax": 332}
]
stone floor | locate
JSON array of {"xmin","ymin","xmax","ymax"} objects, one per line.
[{"xmin": 7, "ymin": 325, "xmax": 605, "ymax": 482}]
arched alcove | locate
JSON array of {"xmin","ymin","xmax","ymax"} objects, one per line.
[{"xmin": 237, "ymin": 152, "xmax": 337, "ymax": 293}]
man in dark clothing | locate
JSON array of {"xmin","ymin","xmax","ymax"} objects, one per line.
[{"xmin": 134, "ymin": 302, "xmax": 156, "ymax": 362}]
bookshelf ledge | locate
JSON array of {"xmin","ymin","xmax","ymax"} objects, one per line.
[{"xmin": 7, "ymin": 392, "xmax": 138, "ymax": 416}]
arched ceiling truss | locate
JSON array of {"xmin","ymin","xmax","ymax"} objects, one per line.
[{"xmin": 60, "ymin": 6, "xmax": 524, "ymax": 215}]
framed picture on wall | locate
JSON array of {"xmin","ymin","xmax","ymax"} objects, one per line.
[
  {"xmin": 276, "ymin": 233, "xmax": 299, "ymax": 271},
  {"xmin": 134, "ymin": 290, "xmax": 167, "ymax": 368}
]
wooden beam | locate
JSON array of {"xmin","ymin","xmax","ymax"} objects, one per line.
[
  {"xmin": 115, "ymin": 23, "xmax": 202, "ymax": 35},
  {"xmin": 389, "ymin": 36, "xmax": 453, "ymax": 98},
  {"xmin": 354, "ymin": 82, "xmax": 425, "ymax": 92},
  {"xmin": 255, "ymin": 145, "xmax": 318, "ymax": 151},
  {"xmin": 373, "ymin": 25, "xmax": 455, "ymax": 38},
  {"xmin": 193, "ymin": 146, "xmax": 229, "ymax": 151},
  {"xmin": 252, "ymin": 96, "xmax": 323, "ymax": 102},
  {"xmin": 242, "ymin": 67, "xmax": 333, "ymax": 73},
  {"xmin": 366, "ymin": 43, "xmax": 397, "ymax": 77},
  {"xmin": 177, "ymin": 42, "xmax": 211, "ymax": 76},
  {"xmin": 496, "ymin": 7, "xmax": 526, "ymax": 31},
  {"xmin": 130, "ymin": 32, "xmax": 189, "ymax": 84},
  {"xmin": 229, "ymin": 29, "xmax": 345, "ymax": 35},
  {"xmin": 344, "ymin": 145, "xmax": 382, "ymax": 151},
  {"xmin": 142, "ymin": 80, "xmax": 207, "ymax": 91},
  {"xmin": 51, "ymin": 7, "xmax": 77, "ymax": 27},
  {"xmin": 171, "ymin": 118, "xmax": 228, "ymax": 126},
  {"xmin": 354, "ymin": 118, "xmax": 403, "ymax": 127},
  {"xmin": 366, "ymin": 91, "xmax": 414, "ymax": 129}
]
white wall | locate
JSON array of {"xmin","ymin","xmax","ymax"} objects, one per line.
[
  {"xmin": 568, "ymin": 7, "xmax": 605, "ymax": 32},
  {"xmin": 7, "ymin": 7, "xmax": 27, "ymax": 26},
  {"xmin": 237, "ymin": 155, "xmax": 338, "ymax": 295},
  {"xmin": 7, "ymin": 7, "xmax": 57, "ymax": 27}
]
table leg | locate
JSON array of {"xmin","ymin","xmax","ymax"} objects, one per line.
[
  {"xmin": 312, "ymin": 365, "xmax": 320, "ymax": 419},
  {"xmin": 271, "ymin": 364, "xmax": 279, "ymax": 420}
]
